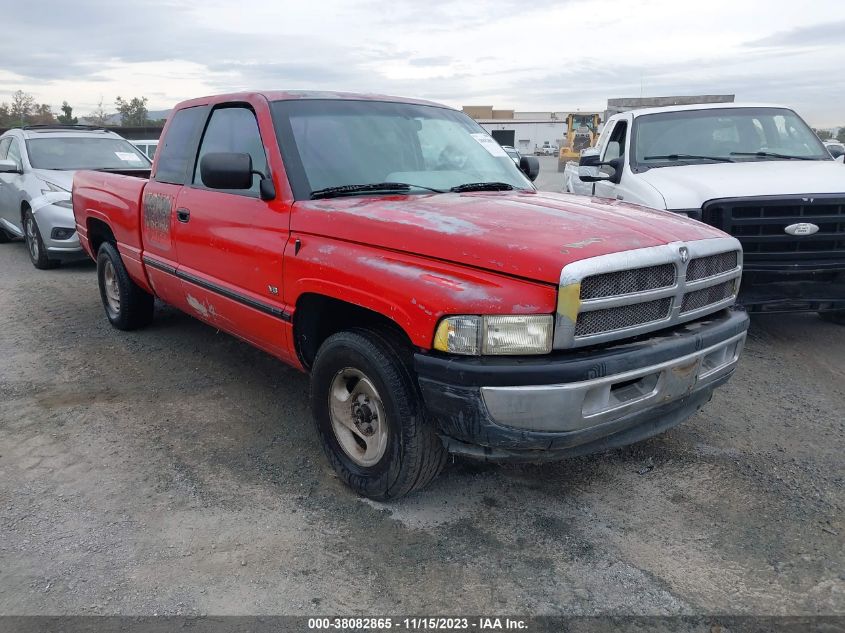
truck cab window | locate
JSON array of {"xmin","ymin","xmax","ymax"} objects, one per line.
[
  {"xmin": 154, "ymin": 106, "xmax": 207, "ymax": 185},
  {"xmin": 194, "ymin": 107, "xmax": 268, "ymax": 195},
  {"xmin": 0, "ymin": 138, "xmax": 10, "ymax": 160},
  {"xmin": 600, "ymin": 121, "xmax": 627, "ymax": 176}
]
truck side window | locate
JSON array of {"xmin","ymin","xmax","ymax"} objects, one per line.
[
  {"xmin": 601, "ymin": 121, "xmax": 627, "ymax": 175},
  {"xmin": 155, "ymin": 106, "xmax": 207, "ymax": 185},
  {"xmin": 193, "ymin": 106, "xmax": 268, "ymax": 195},
  {"xmin": 0, "ymin": 138, "xmax": 10, "ymax": 160}
]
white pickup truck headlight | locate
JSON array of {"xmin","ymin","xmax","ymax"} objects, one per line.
[{"xmin": 434, "ymin": 315, "xmax": 554, "ymax": 355}]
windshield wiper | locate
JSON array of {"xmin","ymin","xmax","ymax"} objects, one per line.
[
  {"xmin": 310, "ymin": 182, "xmax": 444, "ymax": 199},
  {"xmin": 450, "ymin": 182, "xmax": 515, "ymax": 193},
  {"xmin": 730, "ymin": 151, "xmax": 815, "ymax": 161},
  {"xmin": 643, "ymin": 154, "xmax": 735, "ymax": 163}
]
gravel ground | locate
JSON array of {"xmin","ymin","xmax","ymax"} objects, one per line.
[{"xmin": 1, "ymin": 163, "xmax": 843, "ymax": 616}]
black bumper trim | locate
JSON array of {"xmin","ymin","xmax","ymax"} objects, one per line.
[{"xmin": 414, "ymin": 309, "xmax": 749, "ymax": 388}]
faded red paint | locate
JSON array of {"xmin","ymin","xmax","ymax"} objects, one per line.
[{"xmin": 72, "ymin": 91, "xmax": 732, "ymax": 371}]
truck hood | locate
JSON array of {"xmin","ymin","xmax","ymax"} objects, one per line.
[
  {"xmin": 292, "ymin": 191, "xmax": 726, "ymax": 284},
  {"xmin": 638, "ymin": 160, "xmax": 845, "ymax": 210}
]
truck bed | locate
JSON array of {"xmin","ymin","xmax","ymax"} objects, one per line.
[{"xmin": 72, "ymin": 170, "xmax": 149, "ymax": 284}]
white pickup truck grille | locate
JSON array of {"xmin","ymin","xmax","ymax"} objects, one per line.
[{"xmin": 555, "ymin": 237, "xmax": 743, "ymax": 349}]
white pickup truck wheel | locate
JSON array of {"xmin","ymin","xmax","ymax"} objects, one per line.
[
  {"xmin": 96, "ymin": 242, "xmax": 154, "ymax": 331},
  {"xmin": 310, "ymin": 329, "xmax": 447, "ymax": 500}
]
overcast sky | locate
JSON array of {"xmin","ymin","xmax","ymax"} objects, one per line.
[{"xmin": 1, "ymin": 0, "xmax": 844, "ymax": 125}]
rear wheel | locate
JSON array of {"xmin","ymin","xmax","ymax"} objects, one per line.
[
  {"xmin": 96, "ymin": 241, "xmax": 154, "ymax": 330},
  {"xmin": 23, "ymin": 209, "xmax": 59, "ymax": 269},
  {"xmin": 310, "ymin": 329, "xmax": 447, "ymax": 500}
]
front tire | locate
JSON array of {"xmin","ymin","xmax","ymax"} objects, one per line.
[
  {"xmin": 96, "ymin": 242, "xmax": 154, "ymax": 330},
  {"xmin": 23, "ymin": 209, "xmax": 59, "ymax": 269},
  {"xmin": 310, "ymin": 329, "xmax": 447, "ymax": 500}
]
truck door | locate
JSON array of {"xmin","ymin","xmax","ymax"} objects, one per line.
[
  {"xmin": 593, "ymin": 119, "xmax": 628, "ymax": 200},
  {"xmin": 140, "ymin": 105, "xmax": 209, "ymax": 307},
  {"xmin": 172, "ymin": 102, "xmax": 292, "ymax": 360}
]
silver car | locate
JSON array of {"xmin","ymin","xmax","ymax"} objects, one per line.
[{"xmin": 0, "ymin": 125, "xmax": 151, "ymax": 269}]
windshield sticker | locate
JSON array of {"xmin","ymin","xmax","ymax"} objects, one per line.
[
  {"xmin": 471, "ymin": 133, "xmax": 508, "ymax": 158},
  {"xmin": 115, "ymin": 151, "xmax": 143, "ymax": 162}
]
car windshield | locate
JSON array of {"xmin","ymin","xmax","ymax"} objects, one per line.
[
  {"xmin": 632, "ymin": 107, "xmax": 830, "ymax": 168},
  {"xmin": 25, "ymin": 137, "xmax": 151, "ymax": 170},
  {"xmin": 270, "ymin": 99, "xmax": 533, "ymax": 198}
]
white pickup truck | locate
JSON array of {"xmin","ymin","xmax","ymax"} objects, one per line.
[{"xmin": 564, "ymin": 103, "xmax": 845, "ymax": 320}]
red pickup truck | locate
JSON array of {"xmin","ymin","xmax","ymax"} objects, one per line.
[{"xmin": 73, "ymin": 91, "xmax": 749, "ymax": 499}]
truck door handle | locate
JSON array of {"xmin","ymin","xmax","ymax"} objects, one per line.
[{"xmin": 176, "ymin": 208, "xmax": 190, "ymax": 223}]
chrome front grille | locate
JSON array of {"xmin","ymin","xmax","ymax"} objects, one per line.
[
  {"xmin": 580, "ymin": 263, "xmax": 676, "ymax": 299},
  {"xmin": 686, "ymin": 251, "xmax": 738, "ymax": 282},
  {"xmin": 554, "ymin": 237, "xmax": 743, "ymax": 349},
  {"xmin": 575, "ymin": 298, "xmax": 673, "ymax": 336},
  {"xmin": 681, "ymin": 280, "xmax": 737, "ymax": 314}
]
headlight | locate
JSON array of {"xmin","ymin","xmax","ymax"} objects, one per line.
[
  {"xmin": 433, "ymin": 315, "xmax": 554, "ymax": 356},
  {"xmin": 41, "ymin": 182, "xmax": 72, "ymax": 209}
]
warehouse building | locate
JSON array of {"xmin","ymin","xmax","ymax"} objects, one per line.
[
  {"xmin": 462, "ymin": 106, "xmax": 595, "ymax": 156},
  {"xmin": 464, "ymin": 95, "xmax": 735, "ymax": 155}
]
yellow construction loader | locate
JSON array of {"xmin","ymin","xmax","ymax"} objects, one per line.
[{"xmin": 557, "ymin": 113, "xmax": 601, "ymax": 171}]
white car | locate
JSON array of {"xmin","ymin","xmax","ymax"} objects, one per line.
[
  {"xmin": 0, "ymin": 125, "xmax": 151, "ymax": 268},
  {"xmin": 823, "ymin": 139, "xmax": 845, "ymax": 159},
  {"xmin": 566, "ymin": 102, "xmax": 845, "ymax": 318},
  {"xmin": 131, "ymin": 139, "xmax": 159, "ymax": 160}
]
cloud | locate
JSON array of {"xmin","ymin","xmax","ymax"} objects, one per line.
[
  {"xmin": 408, "ymin": 57, "xmax": 453, "ymax": 67},
  {"xmin": 0, "ymin": 0, "xmax": 843, "ymax": 125},
  {"xmin": 747, "ymin": 19, "xmax": 845, "ymax": 47}
]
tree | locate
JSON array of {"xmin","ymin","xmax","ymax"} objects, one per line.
[
  {"xmin": 115, "ymin": 96, "xmax": 149, "ymax": 126},
  {"xmin": 29, "ymin": 103, "xmax": 56, "ymax": 125},
  {"xmin": 0, "ymin": 103, "xmax": 11, "ymax": 127},
  {"xmin": 88, "ymin": 98, "xmax": 111, "ymax": 126},
  {"xmin": 814, "ymin": 128, "xmax": 833, "ymax": 141},
  {"xmin": 837, "ymin": 127, "xmax": 845, "ymax": 143},
  {"xmin": 10, "ymin": 90, "xmax": 35, "ymax": 126},
  {"xmin": 57, "ymin": 101, "xmax": 78, "ymax": 125}
]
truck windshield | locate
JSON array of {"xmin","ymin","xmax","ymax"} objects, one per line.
[
  {"xmin": 25, "ymin": 137, "xmax": 151, "ymax": 170},
  {"xmin": 270, "ymin": 99, "xmax": 533, "ymax": 199},
  {"xmin": 632, "ymin": 107, "xmax": 830, "ymax": 169}
]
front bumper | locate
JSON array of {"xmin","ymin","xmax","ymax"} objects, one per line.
[
  {"xmin": 415, "ymin": 309, "xmax": 749, "ymax": 461},
  {"xmin": 32, "ymin": 203, "xmax": 85, "ymax": 261},
  {"xmin": 738, "ymin": 270, "xmax": 845, "ymax": 313}
]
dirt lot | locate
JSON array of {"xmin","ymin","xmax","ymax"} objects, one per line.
[{"xmin": 1, "ymin": 165, "xmax": 843, "ymax": 616}]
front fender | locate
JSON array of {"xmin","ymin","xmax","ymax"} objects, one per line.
[{"xmin": 284, "ymin": 235, "xmax": 558, "ymax": 349}]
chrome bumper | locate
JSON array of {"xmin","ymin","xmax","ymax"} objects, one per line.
[{"xmin": 480, "ymin": 331, "xmax": 746, "ymax": 433}]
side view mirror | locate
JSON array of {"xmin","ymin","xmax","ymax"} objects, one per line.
[
  {"xmin": 201, "ymin": 152, "xmax": 253, "ymax": 190},
  {"xmin": 836, "ymin": 154, "xmax": 845, "ymax": 164},
  {"xmin": 199, "ymin": 152, "xmax": 276, "ymax": 200},
  {"xmin": 578, "ymin": 152, "xmax": 622, "ymax": 183},
  {"xmin": 519, "ymin": 155, "xmax": 540, "ymax": 182},
  {"xmin": 828, "ymin": 145, "xmax": 845, "ymax": 159},
  {"xmin": 0, "ymin": 159, "xmax": 22, "ymax": 174}
]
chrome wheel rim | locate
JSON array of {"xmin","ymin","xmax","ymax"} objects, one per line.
[
  {"xmin": 328, "ymin": 367, "xmax": 389, "ymax": 467},
  {"xmin": 102, "ymin": 260, "xmax": 121, "ymax": 314},
  {"xmin": 25, "ymin": 217, "xmax": 38, "ymax": 260}
]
